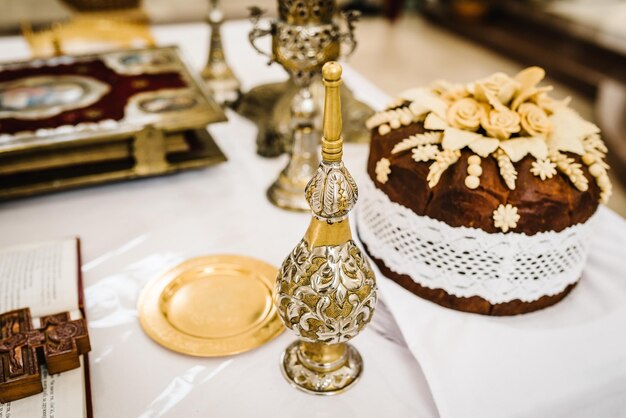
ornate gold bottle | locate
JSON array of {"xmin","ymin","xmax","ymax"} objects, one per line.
[{"xmin": 274, "ymin": 62, "xmax": 377, "ymax": 395}]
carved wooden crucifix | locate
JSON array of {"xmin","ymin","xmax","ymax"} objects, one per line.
[{"xmin": 0, "ymin": 308, "xmax": 90, "ymax": 403}]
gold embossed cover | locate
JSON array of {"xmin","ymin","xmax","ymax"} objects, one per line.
[{"xmin": 0, "ymin": 46, "xmax": 226, "ymax": 201}]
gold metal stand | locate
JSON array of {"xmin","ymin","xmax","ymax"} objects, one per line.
[
  {"xmin": 280, "ymin": 340, "xmax": 363, "ymax": 394},
  {"xmin": 200, "ymin": 0, "xmax": 241, "ymax": 106},
  {"xmin": 237, "ymin": 78, "xmax": 373, "ymax": 158},
  {"xmin": 266, "ymin": 86, "xmax": 319, "ymax": 211},
  {"xmin": 274, "ymin": 62, "xmax": 377, "ymax": 395},
  {"xmin": 246, "ymin": 1, "xmax": 371, "ymax": 210},
  {"xmin": 244, "ymin": 2, "xmax": 372, "ymax": 158}
]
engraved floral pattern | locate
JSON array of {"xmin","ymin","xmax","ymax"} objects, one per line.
[
  {"xmin": 306, "ymin": 161, "xmax": 358, "ymax": 220},
  {"xmin": 282, "ymin": 341, "xmax": 361, "ymax": 393},
  {"xmin": 275, "ymin": 239, "xmax": 377, "ymax": 344}
]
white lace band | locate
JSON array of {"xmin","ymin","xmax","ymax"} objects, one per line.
[{"xmin": 356, "ymin": 177, "xmax": 594, "ymax": 304}]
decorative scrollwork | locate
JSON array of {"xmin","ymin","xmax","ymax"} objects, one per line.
[
  {"xmin": 248, "ymin": 0, "xmax": 360, "ymax": 84},
  {"xmin": 305, "ymin": 161, "xmax": 358, "ymax": 221},
  {"xmin": 275, "ymin": 239, "xmax": 377, "ymax": 344},
  {"xmin": 278, "ymin": 0, "xmax": 336, "ymax": 25}
]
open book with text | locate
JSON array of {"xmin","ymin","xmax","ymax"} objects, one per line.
[{"xmin": 0, "ymin": 238, "xmax": 92, "ymax": 418}]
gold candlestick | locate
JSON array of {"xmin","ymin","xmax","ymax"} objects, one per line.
[
  {"xmin": 274, "ymin": 62, "xmax": 377, "ymax": 395},
  {"xmin": 267, "ymin": 87, "xmax": 319, "ymax": 211},
  {"xmin": 201, "ymin": 0, "xmax": 241, "ymax": 106}
]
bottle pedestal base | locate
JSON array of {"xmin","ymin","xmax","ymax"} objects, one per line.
[{"xmin": 279, "ymin": 340, "xmax": 363, "ymax": 395}]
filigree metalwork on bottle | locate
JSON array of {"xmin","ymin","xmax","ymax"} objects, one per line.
[
  {"xmin": 275, "ymin": 239, "xmax": 377, "ymax": 344},
  {"xmin": 305, "ymin": 161, "xmax": 358, "ymax": 221}
]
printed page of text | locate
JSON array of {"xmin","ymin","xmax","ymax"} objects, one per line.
[
  {"xmin": 0, "ymin": 239, "xmax": 85, "ymax": 417},
  {"xmin": 0, "ymin": 359, "xmax": 85, "ymax": 418},
  {"xmin": 0, "ymin": 239, "xmax": 79, "ymax": 316}
]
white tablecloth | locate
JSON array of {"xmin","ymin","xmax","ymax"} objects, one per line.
[
  {"xmin": 2, "ymin": 20, "xmax": 625, "ymax": 418},
  {"xmin": 0, "ymin": 21, "xmax": 438, "ymax": 418},
  {"xmin": 379, "ymin": 207, "xmax": 626, "ymax": 418}
]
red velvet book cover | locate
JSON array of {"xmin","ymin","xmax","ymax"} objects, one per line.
[{"xmin": 0, "ymin": 47, "xmax": 225, "ymax": 140}]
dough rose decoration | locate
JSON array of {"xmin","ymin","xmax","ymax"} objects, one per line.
[
  {"xmin": 365, "ymin": 66, "xmax": 612, "ymax": 233},
  {"xmin": 473, "ymin": 72, "xmax": 519, "ymax": 105},
  {"xmin": 518, "ymin": 103, "xmax": 552, "ymax": 137},
  {"xmin": 447, "ymin": 97, "xmax": 484, "ymax": 131}
]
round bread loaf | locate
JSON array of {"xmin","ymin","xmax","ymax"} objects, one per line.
[
  {"xmin": 358, "ymin": 67, "xmax": 612, "ymax": 315},
  {"xmin": 367, "ymin": 123, "xmax": 601, "ymax": 235}
]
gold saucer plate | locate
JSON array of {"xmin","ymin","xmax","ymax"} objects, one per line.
[{"xmin": 138, "ymin": 255, "xmax": 284, "ymax": 356}]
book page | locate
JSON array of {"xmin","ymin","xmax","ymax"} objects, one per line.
[
  {"xmin": 0, "ymin": 239, "xmax": 86, "ymax": 418},
  {"xmin": 0, "ymin": 239, "xmax": 79, "ymax": 316},
  {"xmin": 0, "ymin": 359, "xmax": 85, "ymax": 418}
]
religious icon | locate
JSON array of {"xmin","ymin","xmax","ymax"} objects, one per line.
[
  {"xmin": 0, "ymin": 82, "xmax": 83, "ymax": 111},
  {"xmin": 139, "ymin": 95, "xmax": 197, "ymax": 113},
  {"xmin": 118, "ymin": 51, "xmax": 173, "ymax": 70},
  {"xmin": 0, "ymin": 75, "xmax": 110, "ymax": 120}
]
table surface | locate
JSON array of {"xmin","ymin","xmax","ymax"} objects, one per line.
[
  {"xmin": 3, "ymin": 18, "xmax": 625, "ymax": 418},
  {"xmin": 0, "ymin": 21, "xmax": 440, "ymax": 418}
]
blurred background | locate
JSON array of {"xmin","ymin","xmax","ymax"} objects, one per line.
[{"xmin": 0, "ymin": 0, "xmax": 625, "ymax": 215}]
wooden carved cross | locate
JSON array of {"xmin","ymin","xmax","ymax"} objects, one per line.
[
  {"xmin": 0, "ymin": 309, "xmax": 42, "ymax": 403},
  {"xmin": 37, "ymin": 311, "xmax": 90, "ymax": 374},
  {"xmin": 0, "ymin": 308, "xmax": 90, "ymax": 403}
]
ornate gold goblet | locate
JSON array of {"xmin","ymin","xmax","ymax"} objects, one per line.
[
  {"xmin": 244, "ymin": 0, "xmax": 370, "ymax": 159},
  {"xmin": 248, "ymin": 0, "xmax": 363, "ymax": 211},
  {"xmin": 274, "ymin": 62, "xmax": 377, "ymax": 394}
]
